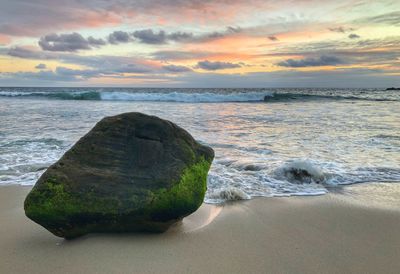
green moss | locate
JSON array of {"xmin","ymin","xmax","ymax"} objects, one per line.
[
  {"xmin": 25, "ymin": 179, "xmax": 121, "ymax": 223},
  {"xmin": 24, "ymin": 156, "xmax": 212, "ymax": 238},
  {"xmin": 149, "ymin": 157, "xmax": 211, "ymax": 221}
]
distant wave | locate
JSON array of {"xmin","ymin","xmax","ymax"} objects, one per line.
[
  {"xmin": 0, "ymin": 90, "xmax": 398, "ymax": 102},
  {"xmin": 263, "ymin": 92, "xmax": 397, "ymax": 102},
  {"xmin": 0, "ymin": 90, "xmax": 101, "ymax": 100},
  {"xmin": 0, "ymin": 90, "xmax": 267, "ymax": 102},
  {"xmin": 100, "ymin": 91, "xmax": 267, "ymax": 102}
]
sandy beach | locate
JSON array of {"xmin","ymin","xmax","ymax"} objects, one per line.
[{"xmin": 1, "ymin": 184, "xmax": 399, "ymax": 274}]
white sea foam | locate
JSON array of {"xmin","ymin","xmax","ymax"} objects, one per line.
[
  {"xmin": 206, "ymin": 187, "xmax": 251, "ymax": 203},
  {"xmin": 0, "ymin": 139, "xmax": 66, "ymax": 186},
  {"xmin": 274, "ymin": 159, "xmax": 326, "ymax": 184}
]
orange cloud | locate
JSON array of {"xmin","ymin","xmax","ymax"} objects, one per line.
[{"xmin": 0, "ymin": 34, "xmax": 11, "ymax": 44}]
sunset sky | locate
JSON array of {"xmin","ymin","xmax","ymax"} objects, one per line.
[{"xmin": 0, "ymin": 0, "xmax": 399, "ymax": 87}]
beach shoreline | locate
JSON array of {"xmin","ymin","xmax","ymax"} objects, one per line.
[{"xmin": 1, "ymin": 184, "xmax": 400, "ymax": 274}]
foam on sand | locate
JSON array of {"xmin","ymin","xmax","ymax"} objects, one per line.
[{"xmin": 207, "ymin": 187, "xmax": 251, "ymax": 203}]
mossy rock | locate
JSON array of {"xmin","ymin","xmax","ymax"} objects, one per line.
[{"xmin": 24, "ymin": 112, "xmax": 214, "ymax": 239}]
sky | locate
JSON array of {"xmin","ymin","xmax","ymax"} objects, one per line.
[{"xmin": 0, "ymin": 0, "xmax": 399, "ymax": 87}]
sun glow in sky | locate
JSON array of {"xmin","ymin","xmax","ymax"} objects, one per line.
[{"xmin": 0, "ymin": 0, "xmax": 399, "ymax": 87}]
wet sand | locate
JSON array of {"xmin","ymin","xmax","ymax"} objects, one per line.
[{"xmin": 1, "ymin": 184, "xmax": 399, "ymax": 274}]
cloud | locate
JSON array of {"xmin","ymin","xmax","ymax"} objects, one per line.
[
  {"xmin": 4, "ymin": 63, "xmax": 157, "ymax": 83},
  {"xmin": 8, "ymin": 46, "xmax": 56, "ymax": 59},
  {"xmin": 195, "ymin": 60, "xmax": 242, "ymax": 70},
  {"xmin": 194, "ymin": 26, "xmax": 243, "ymax": 42},
  {"xmin": 152, "ymin": 50, "xmax": 212, "ymax": 60},
  {"xmin": 5, "ymin": 46, "xmax": 160, "ymax": 75},
  {"xmin": 55, "ymin": 67, "xmax": 100, "ymax": 79},
  {"xmin": 132, "ymin": 29, "xmax": 168, "ymax": 44},
  {"xmin": 1, "ymin": 66, "xmax": 102, "ymax": 83},
  {"xmin": 0, "ymin": 2, "xmax": 121, "ymax": 38},
  {"xmin": 226, "ymin": 26, "xmax": 242, "ymax": 33},
  {"xmin": 132, "ymin": 26, "xmax": 242, "ymax": 45},
  {"xmin": 132, "ymin": 29, "xmax": 194, "ymax": 44},
  {"xmin": 35, "ymin": 63, "xmax": 47, "ymax": 69},
  {"xmin": 166, "ymin": 31, "xmax": 194, "ymax": 42},
  {"xmin": 87, "ymin": 36, "xmax": 107, "ymax": 46},
  {"xmin": 268, "ymin": 36, "xmax": 278, "ymax": 41},
  {"xmin": 328, "ymin": 26, "xmax": 354, "ymax": 33},
  {"xmin": 1, "ymin": 70, "xmax": 77, "ymax": 82},
  {"xmin": 2, "ymin": 66, "xmax": 399, "ymax": 88},
  {"xmin": 108, "ymin": 31, "xmax": 131, "ymax": 44},
  {"xmin": 277, "ymin": 55, "xmax": 343, "ymax": 67},
  {"xmin": 39, "ymin": 33, "xmax": 105, "ymax": 52},
  {"xmin": 348, "ymin": 33, "xmax": 360, "ymax": 39},
  {"xmin": 173, "ymin": 68, "xmax": 400, "ymax": 88},
  {"xmin": 162, "ymin": 64, "xmax": 192, "ymax": 73},
  {"xmin": 360, "ymin": 11, "xmax": 400, "ymax": 26},
  {"xmin": 32, "ymin": 25, "xmax": 244, "ymax": 52},
  {"xmin": 111, "ymin": 64, "xmax": 154, "ymax": 73}
]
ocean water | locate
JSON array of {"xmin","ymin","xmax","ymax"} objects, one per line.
[{"xmin": 0, "ymin": 87, "xmax": 399, "ymax": 203}]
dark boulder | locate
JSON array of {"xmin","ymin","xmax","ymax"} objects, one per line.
[{"xmin": 24, "ymin": 112, "xmax": 214, "ymax": 239}]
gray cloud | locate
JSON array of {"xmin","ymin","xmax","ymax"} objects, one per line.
[
  {"xmin": 2, "ymin": 66, "xmax": 400, "ymax": 88},
  {"xmin": 35, "ymin": 63, "xmax": 47, "ymax": 69},
  {"xmin": 10, "ymin": 63, "xmax": 156, "ymax": 83},
  {"xmin": 195, "ymin": 26, "xmax": 243, "ymax": 42},
  {"xmin": 277, "ymin": 55, "xmax": 343, "ymax": 67},
  {"xmin": 6, "ymin": 46, "xmax": 159, "ymax": 75},
  {"xmin": 88, "ymin": 36, "xmax": 107, "ymax": 46},
  {"xmin": 173, "ymin": 68, "xmax": 400, "ymax": 88},
  {"xmin": 0, "ymin": 0, "xmax": 267, "ymax": 39},
  {"xmin": 272, "ymin": 37, "xmax": 400, "ymax": 57},
  {"xmin": 348, "ymin": 33, "xmax": 360, "ymax": 39},
  {"xmin": 361, "ymin": 11, "xmax": 400, "ymax": 26},
  {"xmin": 132, "ymin": 26, "xmax": 242, "ymax": 45},
  {"xmin": 111, "ymin": 64, "xmax": 153, "ymax": 73},
  {"xmin": 108, "ymin": 31, "xmax": 131, "ymax": 44},
  {"xmin": 132, "ymin": 29, "xmax": 194, "ymax": 44},
  {"xmin": 328, "ymin": 26, "xmax": 355, "ymax": 33},
  {"xmin": 132, "ymin": 29, "xmax": 168, "ymax": 44},
  {"xmin": 0, "ymin": 1, "xmax": 123, "ymax": 38},
  {"xmin": 166, "ymin": 31, "xmax": 194, "ymax": 42},
  {"xmin": 1, "ymin": 70, "xmax": 77, "ymax": 82},
  {"xmin": 39, "ymin": 33, "xmax": 105, "ymax": 52},
  {"xmin": 195, "ymin": 60, "xmax": 242, "ymax": 70},
  {"xmin": 151, "ymin": 50, "xmax": 212, "ymax": 60},
  {"xmin": 162, "ymin": 64, "xmax": 192, "ymax": 73},
  {"xmin": 226, "ymin": 26, "xmax": 242, "ymax": 33},
  {"xmin": 8, "ymin": 46, "xmax": 56, "ymax": 59},
  {"xmin": 33, "ymin": 26, "xmax": 243, "ymax": 52},
  {"xmin": 268, "ymin": 35, "xmax": 278, "ymax": 41},
  {"xmin": 55, "ymin": 67, "xmax": 100, "ymax": 79}
]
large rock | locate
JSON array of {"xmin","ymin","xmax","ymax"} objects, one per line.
[{"xmin": 24, "ymin": 112, "xmax": 214, "ymax": 239}]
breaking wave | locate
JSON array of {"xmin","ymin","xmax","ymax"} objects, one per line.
[
  {"xmin": 262, "ymin": 92, "xmax": 396, "ymax": 102},
  {"xmin": 0, "ymin": 88, "xmax": 398, "ymax": 102},
  {"xmin": 274, "ymin": 159, "xmax": 327, "ymax": 184},
  {"xmin": 0, "ymin": 90, "xmax": 267, "ymax": 102},
  {"xmin": 204, "ymin": 157, "xmax": 400, "ymax": 203}
]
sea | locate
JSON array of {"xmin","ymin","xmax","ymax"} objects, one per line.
[{"xmin": 1, "ymin": 87, "xmax": 399, "ymax": 204}]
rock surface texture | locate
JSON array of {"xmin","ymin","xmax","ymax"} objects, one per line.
[{"xmin": 24, "ymin": 112, "xmax": 214, "ymax": 239}]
